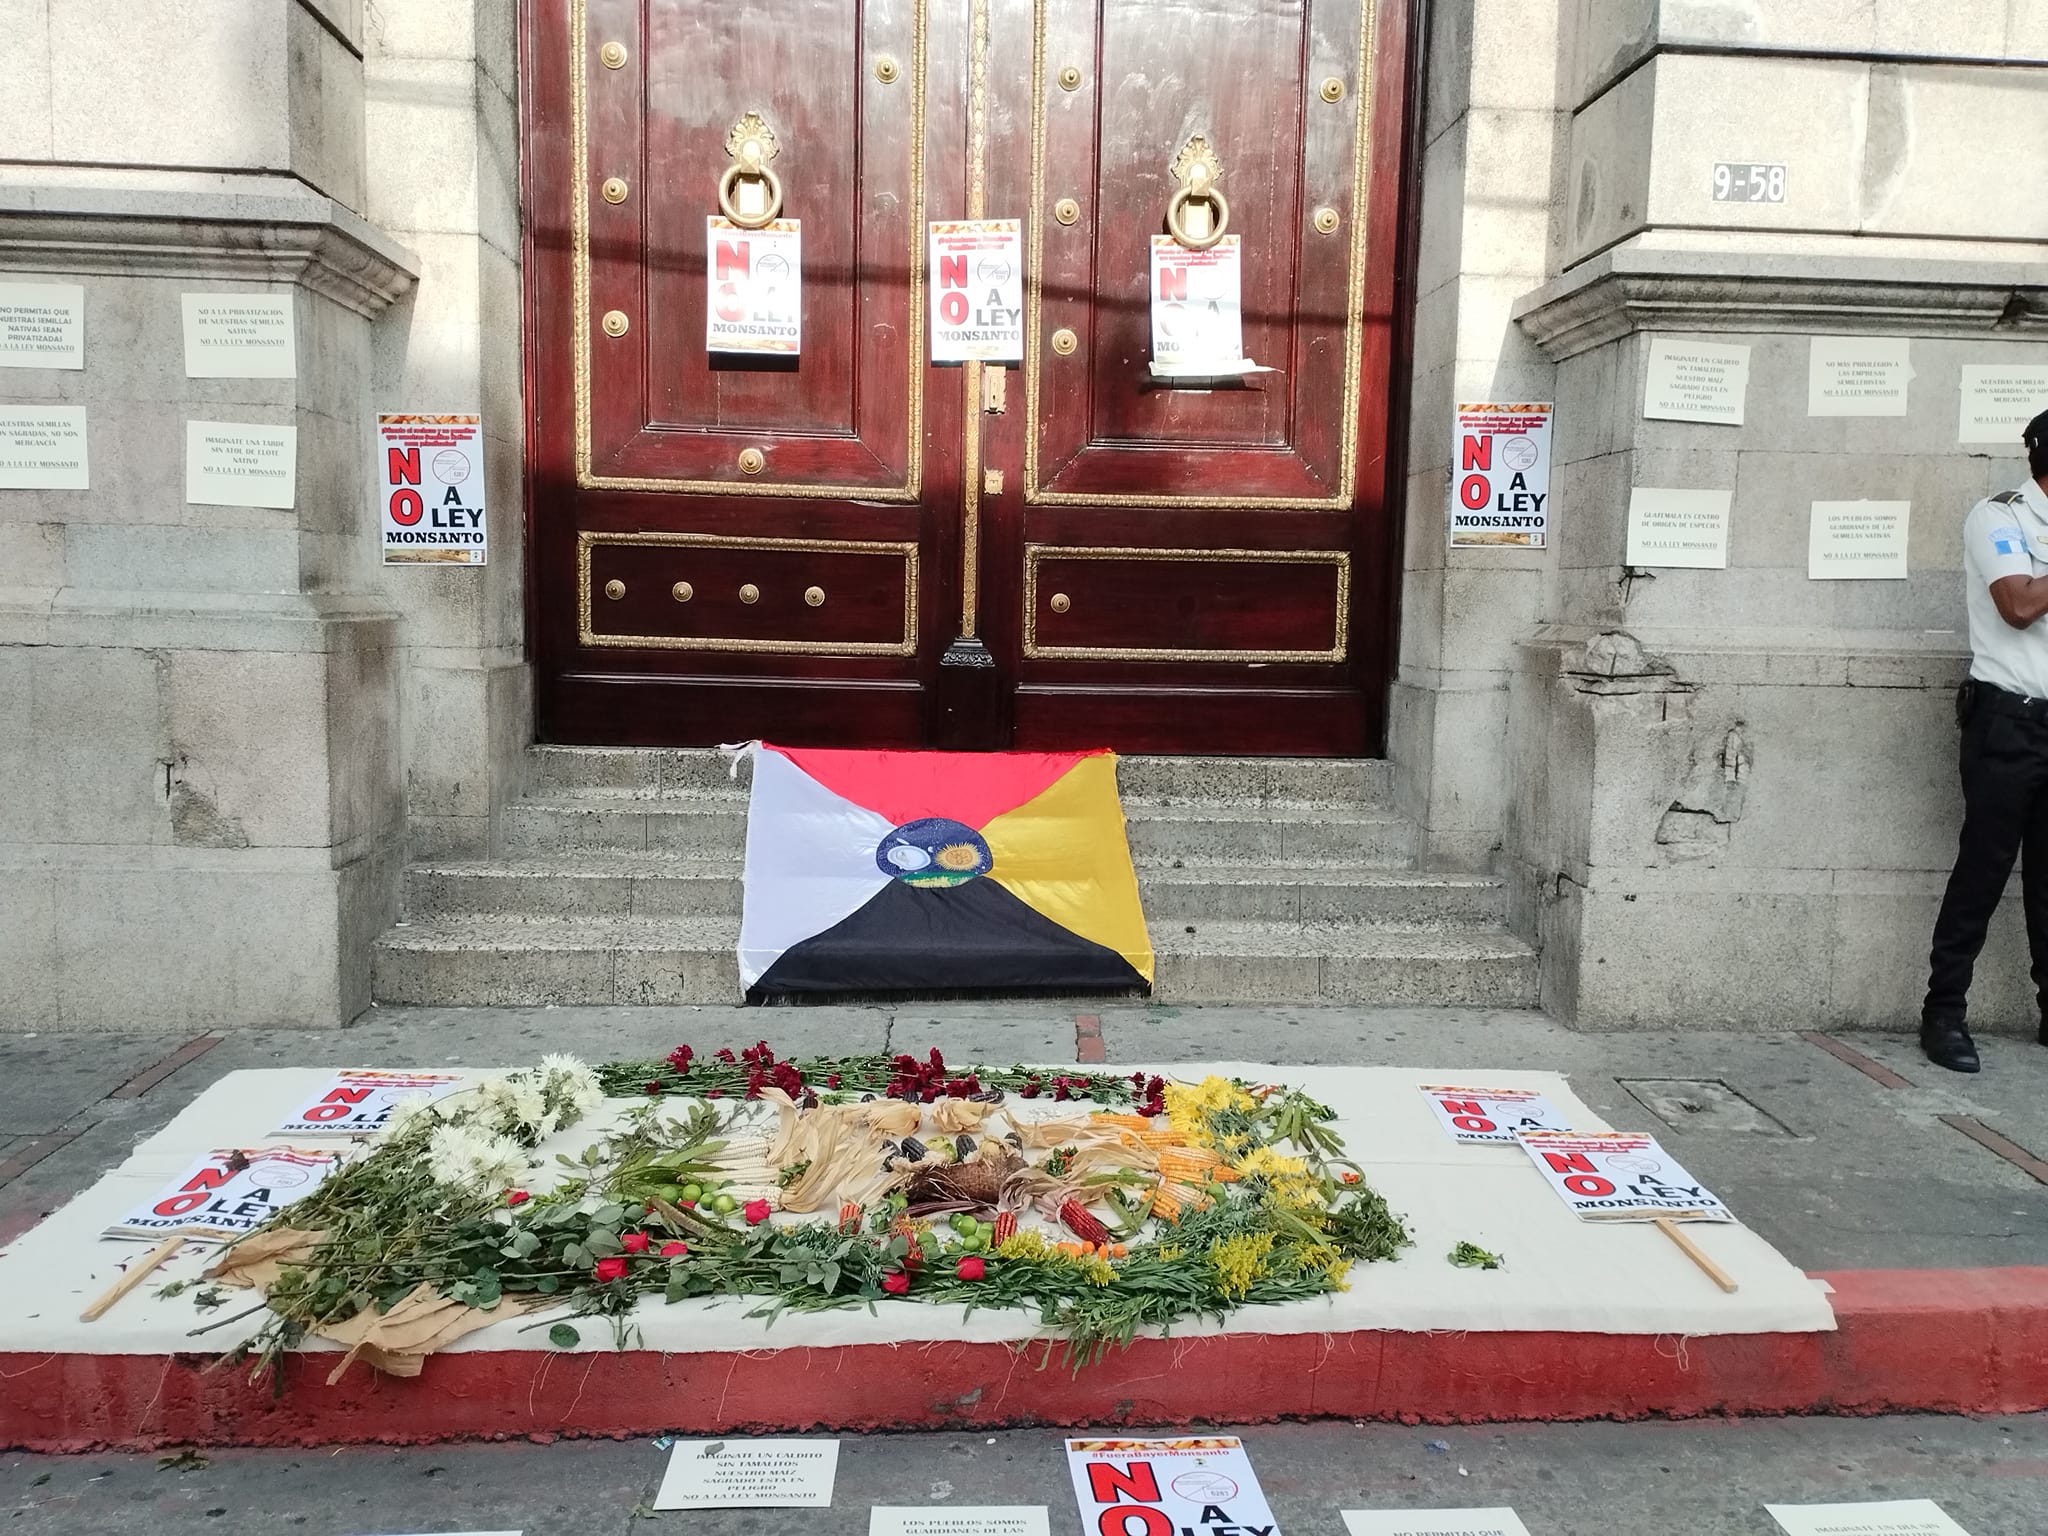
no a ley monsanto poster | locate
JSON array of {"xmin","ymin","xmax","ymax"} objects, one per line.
[{"xmin": 1067, "ymin": 1437, "xmax": 1280, "ymax": 1536}]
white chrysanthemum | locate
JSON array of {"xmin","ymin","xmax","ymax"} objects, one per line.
[
  {"xmin": 423, "ymin": 1122, "xmax": 528, "ymax": 1191},
  {"xmin": 533, "ymin": 1108, "xmax": 561, "ymax": 1140},
  {"xmin": 508, "ymin": 1079, "xmax": 547, "ymax": 1126},
  {"xmin": 538, "ymin": 1052, "xmax": 586, "ymax": 1079},
  {"xmin": 537, "ymin": 1054, "xmax": 604, "ymax": 1119},
  {"xmin": 385, "ymin": 1094, "xmax": 437, "ymax": 1134}
]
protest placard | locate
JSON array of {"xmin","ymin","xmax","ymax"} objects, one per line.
[
  {"xmin": 1514, "ymin": 1130, "xmax": 1732, "ymax": 1223},
  {"xmin": 1420, "ymin": 1085, "xmax": 1572, "ymax": 1145},
  {"xmin": 654, "ymin": 1438, "xmax": 839, "ymax": 1509},
  {"xmin": 107, "ymin": 1147, "xmax": 340, "ymax": 1243},
  {"xmin": 272, "ymin": 1071, "xmax": 467, "ymax": 1138},
  {"xmin": 1067, "ymin": 1436, "xmax": 1279, "ymax": 1536}
]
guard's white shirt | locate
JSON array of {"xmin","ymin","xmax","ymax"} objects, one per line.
[{"xmin": 1964, "ymin": 478, "xmax": 2048, "ymax": 699}]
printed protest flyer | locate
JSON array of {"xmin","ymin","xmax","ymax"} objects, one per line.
[{"xmin": 1067, "ymin": 1436, "xmax": 1279, "ymax": 1536}]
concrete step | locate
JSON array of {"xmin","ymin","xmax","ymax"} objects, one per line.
[
  {"xmin": 499, "ymin": 796, "xmax": 1419, "ymax": 864},
  {"xmin": 371, "ymin": 914, "xmax": 1538, "ymax": 1009},
  {"xmin": 525, "ymin": 745, "xmax": 1394, "ymax": 808},
  {"xmin": 405, "ymin": 857, "xmax": 1505, "ymax": 925}
]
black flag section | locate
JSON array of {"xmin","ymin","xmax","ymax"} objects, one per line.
[{"xmin": 752, "ymin": 876, "xmax": 1148, "ymax": 997}]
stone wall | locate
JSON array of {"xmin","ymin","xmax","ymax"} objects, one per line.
[
  {"xmin": 1493, "ymin": 1, "xmax": 2048, "ymax": 1028},
  {"xmin": 0, "ymin": 0, "xmax": 520, "ymax": 1029}
]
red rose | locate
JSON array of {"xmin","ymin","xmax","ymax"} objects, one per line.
[
  {"xmin": 826, "ymin": 1074, "xmax": 841, "ymax": 1089},
  {"xmin": 594, "ymin": 1256, "xmax": 627, "ymax": 1283},
  {"xmin": 881, "ymin": 1271, "xmax": 910, "ymax": 1295},
  {"xmin": 506, "ymin": 1190, "xmax": 530, "ymax": 1206},
  {"xmin": 955, "ymin": 1256, "xmax": 986, "ymax": 1281},
  {"xmin": 743, "ymin": 1199, "xmax": 771, "ymax": 1225},
  {"xmin": 660, "ymin": 1240, "xmax": 689, "ymax": 1258},
  {"xmin": 621, "ymin": 1231, "xmax": 650, "ymax": 1254}
]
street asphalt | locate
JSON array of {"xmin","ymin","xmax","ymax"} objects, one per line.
[{"xmin": 5, "ymin": 1003, "xmax": 2048, "ymax": 1533}]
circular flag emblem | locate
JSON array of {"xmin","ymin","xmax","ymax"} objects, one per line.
[{"xmin": 876, "ymin": 818, "xmax": 993, "ymax": 886}]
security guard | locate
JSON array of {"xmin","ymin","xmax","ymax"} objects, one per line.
[{"xmin": 1923, "ymin": 408, "xmax": 2048, "ymax": 1073}]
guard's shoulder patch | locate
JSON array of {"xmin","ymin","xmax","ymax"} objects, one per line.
[{"xmin": 1990, "ymin": 489, "xmax": 2026, "ymax": 505}]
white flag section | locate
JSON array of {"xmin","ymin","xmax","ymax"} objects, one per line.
[
  {"xmin": 1066, "ymin": 1437, "xmax": 1281, "ymax": 1536},
  {"xmin": 1420, "ymin": 1084, "xmax": 1572, "ymax": 1145},
  {"xmin": 737, "ymin": 747, "xmax": 895, "ymax": 990},
  {"xmin": 1515, "ymin": 1130, "xmax": 1733, "ymax": 1223},
  {"xmin": 1766, "ymin": 1500, "xmax": 1973, "ymax": 1536}
]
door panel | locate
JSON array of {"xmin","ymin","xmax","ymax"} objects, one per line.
[{"xmin": 523, "ymin": 0, "xmax": 1411, "ymax": 754}]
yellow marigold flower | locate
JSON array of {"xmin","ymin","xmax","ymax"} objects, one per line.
[{"xmin": 1208, "ymin": 1230, "xmax": 1277, "ymax": 1301}]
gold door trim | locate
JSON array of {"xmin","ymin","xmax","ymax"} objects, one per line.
[
  {"xmin": 1022, "ymin": 0, "xmax": 1378, "ymax": 510},
  {"xmin": 959, "ymin": 0, "xmax": 992, "ymax": 636},
  {"xmin": 578, "ymin": 530, "xmax": 920, "ymax": 656},
  {"xmin": 569, "ymin": 0, "xmax": 927, "ymax": 500},
  {"xmin": 1021, "ymin": 544, "xmax": 1350, "ymax": 662}
]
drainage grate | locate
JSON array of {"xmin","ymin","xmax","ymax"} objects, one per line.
[{"xmin": 1618, "ymin": 1078, "xmax": 1794, "ymax": 1136}]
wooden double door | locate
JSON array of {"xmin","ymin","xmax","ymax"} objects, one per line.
[{"xmin": 522, "ymin": 0, "xmax": 1412, "ymax": 753}]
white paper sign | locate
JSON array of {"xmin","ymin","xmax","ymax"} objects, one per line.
[
  {"xmin": 1421, "ymin": 1085, "xmax": 1573, "ymax": 1145},
  {"xmin": 1625, "ymin": 486, "xmax": 1732, "ymax": 569},
  {"xmin": 1808, "ymin": 336, "xmax": 1911, "ymax": 416},
  {"xmin": 1515, "ymin": 1130, "xmax": 1733, "ymax": 1222},
  {"xmin": 186, "ymin": 420, "xmax": 297, "ymax": 508},
  {"xmin": 1766, "ymin": 1499, "xmax": 1972, "ymax": 1536},
  {"xmin": 0, "ymin": 406, "xmax": 89, "ymax": 489},
  {"xmin": 1343, "ymin": 1511, "xmax": 1532, "ymax": 1536},
  {"xmin": 872, "ymin": 1508, "xmax": 1049, "ymax": 1536},
  {"xmin": 1150, "ymin": 236, "xmax": 1244, "ymax": 373},
  {"xmin": 654, "ymin": 1438, "xmax": 839, "ymax": 1510},
  {"xmin": 1449, "ymin": 403, "xmax": 1552, "ymax": 548},
  {"xmin": 182, "ymin": 292, "xmax": 296, "ymax": 378},
  {"xmin": 0, "ymin": 282, "xmax": 84, "ymax": 369},
  {"xmin": 1067, "ymin": 1436, "xmax": 1279, "ymax": 1536},
  {"xmin": 1809, "ymin": 499, "xmax": 1910, "ymax": 580},
  {"xmin": 1958, "ymin": 365, "xmax": 2048, "ymax": 445},
  {"xmin": 108, "ymin": 1147, "xmax": 340, "ymax": 1242},
  {"xmin": 930, "ymin": 219, "xmax": 1023, "ymax": 363},
  {"xmin": 272, "ymin": 1070, "xmax": 467, "ymax": 1138},
  {"xmin": 707, "ymin": 218, "xmax": 802, "ymax": 354},
  {"xmin": 378, "ymin": 412, "xmax": 488, "ymax": 565},
  {"xmin": 1643, "ymin": 338, "xmax": 1750, "ymax": 425}
]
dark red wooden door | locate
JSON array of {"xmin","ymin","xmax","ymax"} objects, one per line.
[{"xmin": 522, "ymin": 0, "xmax": 1409, "ymax": 752}]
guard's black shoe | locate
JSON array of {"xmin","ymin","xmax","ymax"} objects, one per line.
[{"xmin": 1921, "ymin": 1018, "xmax": 1981, "ymax": 1074}]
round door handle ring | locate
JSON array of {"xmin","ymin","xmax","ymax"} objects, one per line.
[
  {"xmin": 718, "ymin": 161, "xmax": 783, "ymax": 229},
  {"xmin": 1165, "ymin": 182, "xmax": 1230, "ymax": 250}
]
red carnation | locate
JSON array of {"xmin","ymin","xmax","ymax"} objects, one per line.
[
  {"xmin": 666, "ymin": 1044, "xmax": 695, "ymax": 1072},
  {"xmin": 660, "ymin": 1240, "xmax": 689, "ymax": 1258},
  {"xmin": 744, "ymin": 1198, "xmax": 772, "ymax": 1225},
  {"xmin": 506, "ymin": 1190, "xmax": 530, "ymax": 1206},
  {"xmin": 715, "ymin": 1047, "xmax": 737, "ymax": 1064},
  {"xmin": 706, "ymin": 1090, "xmax": 724, "ymax": 1100},
  {"xmin": 955, "ymin": 1256, "xmax": 986, "ymax": 1281},
  {"xmin": 644, "ymin": 1081, "xmax": 662, "ymax": 1096},
  {"xmin": 594, "ymin": 1256, "xmax": 628, "ymax": 1283},
  {"xmin": 881, "ymin": 1271, "xmax": 910, "ymax": 1295},
  {"xmin": 826, "ymin": 1074, "xmax": 841, "ymax": 1089},
  {"xmin": 621, "ymin": 1231, "xmax": 650, "ymax": 1254}
]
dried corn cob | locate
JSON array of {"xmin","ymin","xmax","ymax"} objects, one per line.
[
  {"xmin": 1059, "ymin": 1198, "xmax": 1110, "ymax": 1246},
  {"xmin": 1090, "ymin": 1112, "xmax": 1153, "ymax": 1131},
  {"xmin": 1149, "ymin": 1183, "xmax": 1183, "ymax": 1222}
]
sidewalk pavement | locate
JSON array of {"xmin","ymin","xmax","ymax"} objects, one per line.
[{"xmin": 5, "ymin": 1003, "xmax": 2046, "ymax": 1275}]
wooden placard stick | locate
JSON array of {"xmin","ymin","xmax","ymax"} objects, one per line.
[
  {"xmin": 80, "ymin": 1236, "xmax": 183, "ymax": 1322},
  {"xmin": 1655, "ymin": 1217, "xmax": 1737, "ymax": 1293}
]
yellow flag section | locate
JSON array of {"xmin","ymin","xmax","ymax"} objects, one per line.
[{"xmin": 983, "ymin": 753, "xmax": 1155, "ymax": 986}]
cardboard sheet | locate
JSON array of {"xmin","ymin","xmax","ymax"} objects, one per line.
[{"xmin": 0, "ymin": 1063, "xmax": 1835, "ymax": 1362}]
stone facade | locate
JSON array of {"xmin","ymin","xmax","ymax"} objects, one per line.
[{"xmin": 3, "ymin": 0, "xmax": 2046, "ymax": 1030}]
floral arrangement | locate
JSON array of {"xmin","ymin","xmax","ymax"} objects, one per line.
[{"xmin": 202, "ymin": 1045, "xmax": 1409, "ymax": 1385}]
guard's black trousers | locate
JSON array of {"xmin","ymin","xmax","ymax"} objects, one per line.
[{"xmin": 1924, "ymin": 686, "xmax": 2048, "ymax": 1023}]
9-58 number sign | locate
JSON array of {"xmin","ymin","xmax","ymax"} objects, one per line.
[{"xmin": 1712, "ymin": 162, "xmax": 1786, "ymax": 203}]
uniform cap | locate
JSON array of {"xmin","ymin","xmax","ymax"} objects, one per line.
[{"xmin": 2028, "ymin": 408, "xmax": 2048, "ymax": 452}]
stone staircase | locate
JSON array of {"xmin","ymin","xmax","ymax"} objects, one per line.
[{"xmin": 372, "ymin": 748, "xmax": 1539, "ymax": 1007}]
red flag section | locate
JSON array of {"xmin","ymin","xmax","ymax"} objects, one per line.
[{"xmin": 763, "ymin": 744, "xmax": 1104, "ymax": 831}]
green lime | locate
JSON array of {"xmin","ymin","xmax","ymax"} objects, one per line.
[
  {"xmin": 949, "ymin": 1213, "xmax": 973, "ymax": 1235},
  {"xmin": 1205, "ymin": 1182, "xmax": 1226, "ymax": 1200},
  {"xmin": 680, "ymin": 1184, "xmax": 702, "ymax": 1203},
  {"xmin": 889, "ymin": 1192, "xmax": 908, "ymax": 1211},
  {"xmin": 713, "ymin": 1194, "xmax": 737, "ymax": 1215}
]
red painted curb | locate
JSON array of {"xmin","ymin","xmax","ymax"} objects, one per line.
[{"xmin": 5, "ymin": 1268, "xmax": 2045, "ymax": 1451}]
